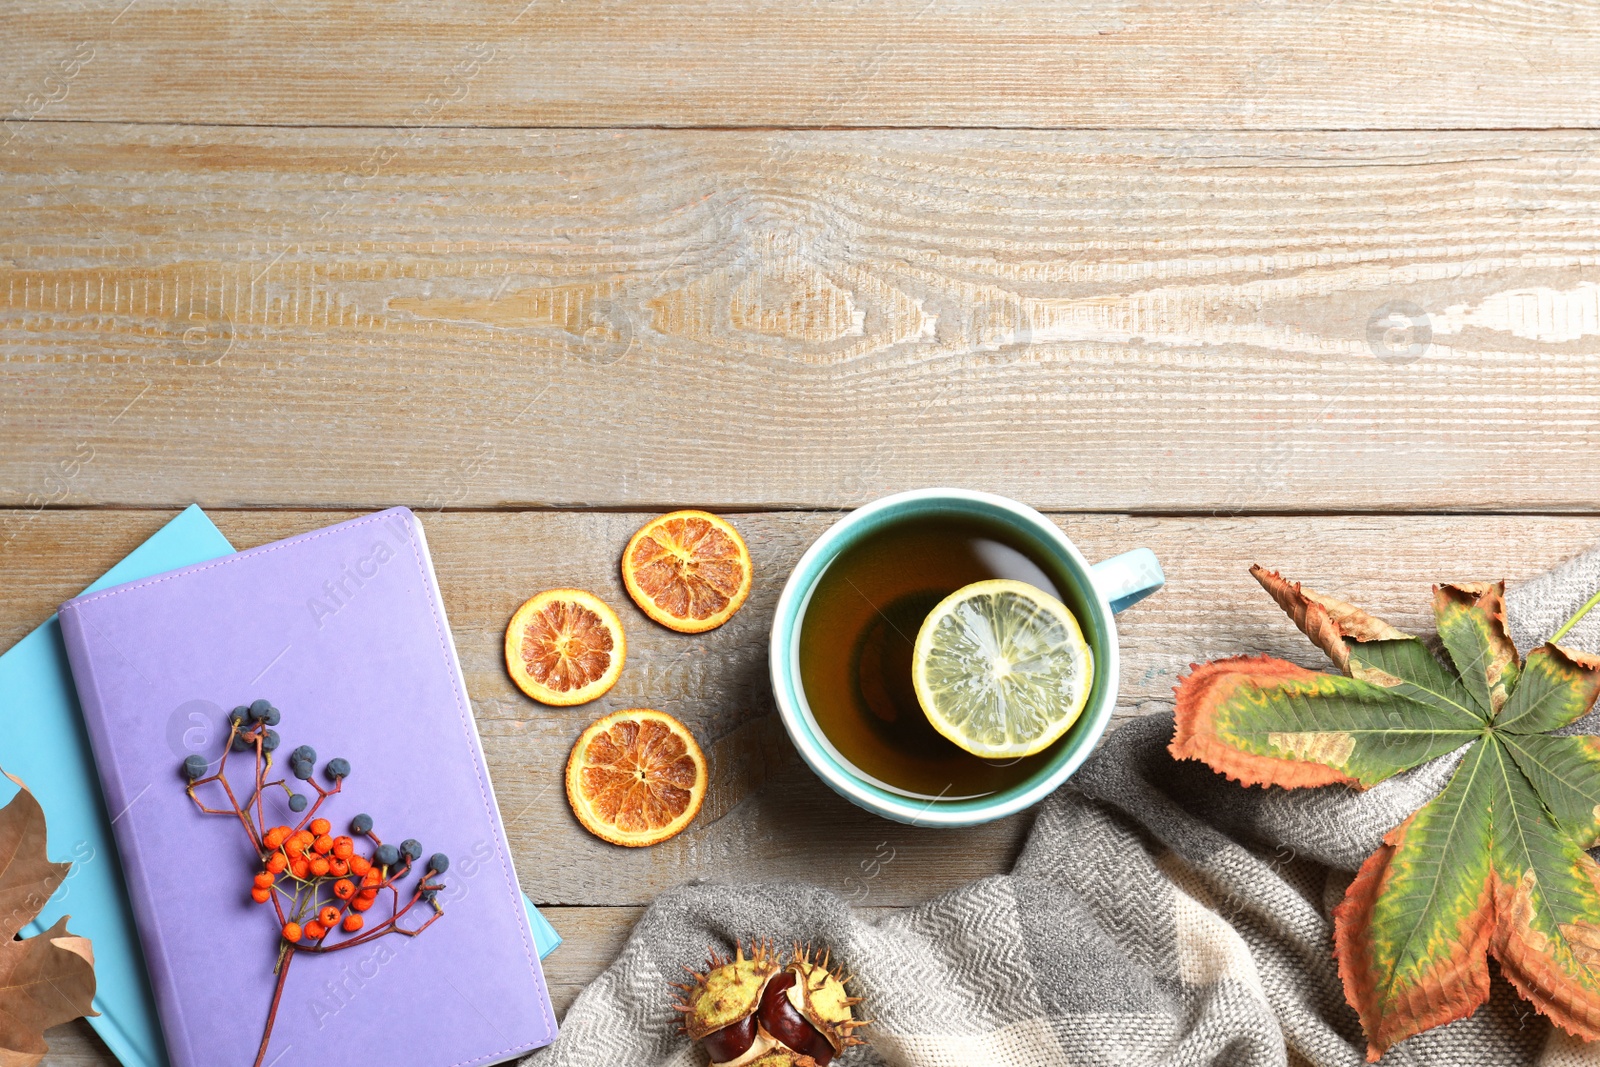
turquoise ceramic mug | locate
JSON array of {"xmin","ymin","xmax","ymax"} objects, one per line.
[{"xmin": 769, "ymin": 488, "xmax": 1164, "ymax": 826}]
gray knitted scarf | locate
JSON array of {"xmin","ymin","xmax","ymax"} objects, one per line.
[{"xmin": 526, "ymin": 554, "xmax": 1600, "ymax": 1067}]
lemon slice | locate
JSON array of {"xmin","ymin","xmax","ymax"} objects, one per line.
[{"xmin": 911, "ymin": 579, "xmax": 1094, "ymax": 759}]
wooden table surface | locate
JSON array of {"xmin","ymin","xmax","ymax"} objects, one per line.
[{"xmin": 6, "ymin": 1, "xmax": 1600, "ymax": 1062}]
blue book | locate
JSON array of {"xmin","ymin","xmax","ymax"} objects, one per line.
[{"xmin": 0, "ymin": 506, "xmax": 559, "ymax": 1067}]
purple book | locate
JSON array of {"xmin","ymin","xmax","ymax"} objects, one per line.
[{"xmin": 59, "ymin": 509, "xmax": 557, "ymax": 1067}]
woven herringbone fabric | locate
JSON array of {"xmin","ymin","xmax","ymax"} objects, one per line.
[{"xmin": 525, "ymin": 566, "xmax": 1600, "ymax": 1067}]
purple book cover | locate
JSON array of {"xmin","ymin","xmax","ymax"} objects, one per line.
[{"xmin": 58, "ymin": 509, "xmax": 557, "ymax": 1067}]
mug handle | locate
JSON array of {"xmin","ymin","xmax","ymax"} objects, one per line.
[{"xmin": 1090, "ymin": 548, "xmax": 1165, "ymax": 614}]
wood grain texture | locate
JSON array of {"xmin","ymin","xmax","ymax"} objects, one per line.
[
  {"xmin": 3, "ymin": 0, "xmax": 1599, "ymax": 129},
  {"xmin": 5, "ymin": 125, "xmax": 1600, "ymax": 512},
  {"xmin": 536, "ymin": 906, "xmax": 644, "ymax": 1018}
]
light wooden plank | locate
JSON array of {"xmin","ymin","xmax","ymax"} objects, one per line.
[
  {"xmin": 5, "ymin": 126, "xmax": 1600, "ymax": 512},
  {"xmin": 6, "ymin": 508, "xmax": 1600, "ymax": 907},
  {"xmin": 3, "ymin": 0, "xmax": 1599, "ymax": 129},
  {"xmin": 36, "ymin": 1021, "xmax": 112, "ymax": 1067},
  {"xmin": 536, "ymin": 906, "xmax": 643, "ymax": 1018}
]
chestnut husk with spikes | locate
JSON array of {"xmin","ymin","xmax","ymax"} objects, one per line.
[{"xmin": 671, "ymin": 941, "xmax": 867, "ymax": 1066}]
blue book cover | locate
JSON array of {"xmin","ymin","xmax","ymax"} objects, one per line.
[{"xmin": 0, "ymin": 506, "xmax": 559, "ymax": 1067}]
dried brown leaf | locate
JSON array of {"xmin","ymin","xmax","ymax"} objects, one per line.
[
  {"xmin": 0, "ymin": 775, "xmax": 68, "ymax": 944},
  {"xmin": 1249, "ymin": 565, "xmax": 1407, "ymax": 674},
  {"xmin": 0, "ymin": 776, "xmax": 96, "ymax": 1066}
]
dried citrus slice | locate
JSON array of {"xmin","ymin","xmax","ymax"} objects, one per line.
[
  {"xmin": 912, "ymin": 579, "xmax": 1094, "ymax": 759},
  {"xmin": 505, "ymin": 589, "xmax": 626, "ymax": 706},
  {"xmin": 565, "ymin": 708, "xmax": 707, "ymax": 847},
  {"xmin": 621, "ymin": 510, "xmax": 752, "ymax": 633}
]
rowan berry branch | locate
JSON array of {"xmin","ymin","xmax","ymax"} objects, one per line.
[{"xmin": 178, "ymin": 700, "xmax": 448, "ymax": 1067}]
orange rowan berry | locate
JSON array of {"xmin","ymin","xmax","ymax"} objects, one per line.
[
  {"xmin": 304, "ymin": 921, "xmax": 327, "ymax": 940},
  {"xmin": 348, "ymin": 856, "xmax": 371, "ymax": 877},
  {"xmin": 313, "ymin": 834, "xmax": 334, "ymax": 855},
  {"xmin": 361, "ymin": 868, "xmax": 383, "ymax": 887},
  {"xmin": 332, "ymin": 837, "xmax": 354, "ymax": 860},
  {"xmin": 334, "ymin": 879, "xmax": 356, "ymax": 900},
  {"xmin": 291, "ymin": 857, "xmax": 310, "ymax": 880},
  {"xmin": 342, "ymin": 914, "xmax": 363, "ymax": 933},
  {"xmin": 263, "ymin": 826, "xmax": 289, "ymax": 850},
  {"xmin": 310, "ymin": 818, "xmax": 331, "ymax": 836},
  {"xmin": 319, "ymin": 905, "xmax": 341, "ymax": 927},
  {"xmin": 253, "ymin": 872, "xmax": 274, "ymax": 889},
  {"xmin": 282, "ymin": 922, "xmax": 302, "ymax": 942},
  {"xmin": 350, "ymin": 896, "xmax": 374, "ymax": 912},
  {"xmin": 250, "ymin": 886, "xmax": 272, "ymax": 904},
  {"xmin": 329, "ymin": 858, "xmax": 349, "ymax": 877},
  {"xmin": 309, "ymin": 857, "xmax": 331, "ymax": 878},
  {"xmin": 265, "ymin": 853, "xmax": 287, "ymax": 874}
]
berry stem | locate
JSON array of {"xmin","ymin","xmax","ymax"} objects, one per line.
[
  {"xmin": 251, "ymin": 738, "xmax": 271, "ymax": 839},
  {"xmin": 308, "ymin": 901, "xmax": 441, "ymax": 951},
  {"xmin": 252, "ymin": 945, "xmax": 292, "ymax": 1067},
  {"xmin": 296, "ymin": 881, "xmax": 441, "ymax": 953},
  {"xmin": 292, "ymin": 777, "xmax": 341, "ymax": 834},
  {"xmin": 187, "ymin": 771, "xmax": 262, "ymax": 851}
]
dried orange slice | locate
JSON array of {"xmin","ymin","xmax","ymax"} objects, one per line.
[
  {"xmin": 565, "ymin": 708, "xmax": 707, "ymax": 847},
  {"xmin": 621, "ymin": 511, "xmax": 752, "ymax": 633},
  {"xmin": 505, "ymin": 589, "xmax": 626, "ymax": 706}
]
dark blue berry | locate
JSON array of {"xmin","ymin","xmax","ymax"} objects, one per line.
[
  {"xmin": 400, "ymin": 839, "xmax": 422, "ymax": 860},
  {"xmin": 350, "ymin": 813, "xmax": 373, "ymax": 835},
  {"xmin": 229, "ymin": 706, "xmax": 249, "ymax": 728},
  {"xmin": 262, "ymin": 730, "xmax": 280, "ymax": 752},
  {"xmin": 262, "ymin": 705, "xmax": 281, "ymax": 726},
  {"xmin": 288, "ymin": 793, "xmax": 308, "ymax": 812},
  {"xmin": 420, "ymin": 888, "xmax": 439, "ymax": 903},
  {"xmin": 325, "ymin": 758, "xmax": 350, "ymax": 780},
  {"xmin": 182, "ymin": 754, "xmax": 208, "ymax": 780},
  {"xmin": 428, "ymin": 853, "xmax": 450, "ymax": 874},
  {"xmin": 291, "ymin": 744, "xmax": 316, "ymax": 764},
  {"xmin": 374, "ymin": 844, "xmax": 400, "ymax": 867},
  {"xmin": 249, "ymin": 699, "xmax": 272, "ymax": 721},
  {"xmin": 291, "ymin": 758, "xmax": 314, "ymax": 781},
  {"xmin": 231, "ymin": 733, "xmax": 251, "ymax": 752}
]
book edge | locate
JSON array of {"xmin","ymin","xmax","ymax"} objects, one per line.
[
  {"xmin": 398, "ymin": 510, "xmax": 557, "ymax": 1054},
  {"xmin": 59, "ymin": 602, "xmax": 196, "ymax": 1067}
]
